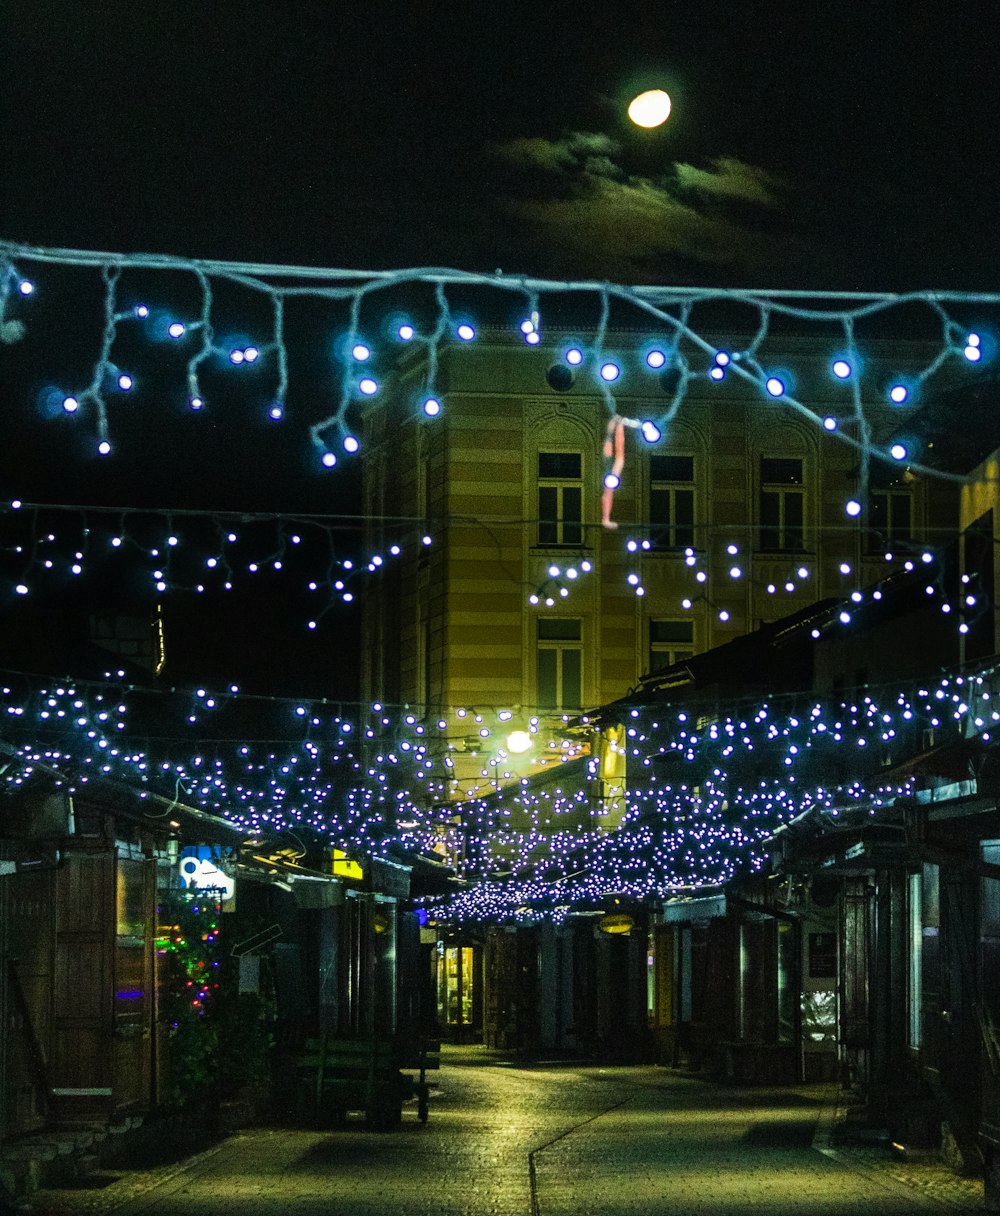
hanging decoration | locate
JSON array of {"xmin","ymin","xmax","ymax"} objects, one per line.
[
  {"xmin": 2, "ymin": 656, "xmax": 997, "ymax": 920},
  {"xmin": 0, "ymin": 497, "xmax": 430, "ymax": 622},
  {"xmin": 3, "ymin": 239, "xmax": 998, "ymax": 628},
  {"xmin": 1, "ymin": 240, "xmax": 995, "ymax": 476}
]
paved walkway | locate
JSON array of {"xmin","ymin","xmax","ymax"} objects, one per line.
[{"xmin": 24, "ymin": 1046, "xmax": 985, "ymax": 1215}]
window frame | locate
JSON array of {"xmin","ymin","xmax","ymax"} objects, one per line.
[
  {"xmin": 536, "ymin": 617, "xmax": 583, "ymax": 710},
  {"xmin": 537, "ymin": 450, "xmax": 584, "ymax": 548},
  {"xmin": 866, "ymin": 484, "xmax": 913, "ymax": 552},
  {"xmin": 759, "ymin": 456, "xmax": 805, "ymax": 552},
  {"xmin": 648, "ymin": 618, "xmax": 695, "ymax": 675},
  {"xmin": 648, "ymin": 453, "xmax": 696, "ymax": 552}
]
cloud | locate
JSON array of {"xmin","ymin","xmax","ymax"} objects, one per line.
[
  {"xmin": 674, "ymin": 156, "xmax": 787, "ymax": 207},
  {"xmin": 494, "ymin": 131, "xmax": 622, "ymax": 177},
  {"xmin": 487, "ymin": 131, "xmax": 816, "ymax": 281}
]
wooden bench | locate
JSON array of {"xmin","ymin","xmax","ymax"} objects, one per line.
[
  {"xmin": 297, "ymin": 1035, "xmax": 440, "ymax": 1126},
  {"xmin": 398, "ymin": 1037, "xmax": 440, "ymax": 1123}
]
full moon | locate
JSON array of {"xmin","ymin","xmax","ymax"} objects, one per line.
[{"xmin": 628, "ymin": 88, "xmax": 672, "ymax": 128}]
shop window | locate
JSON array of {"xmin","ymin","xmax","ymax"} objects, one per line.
[{"xmin": 436, "ymin": 945, "xmax": 474, "ymax": 1028}]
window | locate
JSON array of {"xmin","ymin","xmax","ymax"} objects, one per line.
[
  {"xmin": 867, "ymin": 468, "xmax": 912, "ymax": 552},
  {"xmin": 649, "ymin": 455, "xmax": 695, "ymax": 550},
  {"xmin": 538, "ymin": 451, "xmax": 583, "ymax": 546},
  {"xmin": 649, "ymin": 619, "xmax": 694, "ymax": 674},
  {"xmin": 536, "ymin": 617, "xmax": 582, "ymax": 709},
  {"xmin": 759, "ymin": 457, "xmax": 804, "ymax": 551}
]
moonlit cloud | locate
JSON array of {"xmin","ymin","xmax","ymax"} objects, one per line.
[
  {"xmin": 488, "ymin": 131, "xmax": 817, "ymax": 281},
  {"xmin": 674, "ymin": 156, "xmax": 787, "ymax": 206}
]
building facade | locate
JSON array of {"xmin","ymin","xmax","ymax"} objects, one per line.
[{"xmin": 361, "ymin": 326, "xmax": 960, "ymax": 806}]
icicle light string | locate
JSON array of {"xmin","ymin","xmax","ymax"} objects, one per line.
[
  {"xmin": 3, "ymin": 660, "xmax": 998, "ymax": 913},
  {"xmin": 1, "ymin": 240, "xmax": 995, "ymax": 479}
]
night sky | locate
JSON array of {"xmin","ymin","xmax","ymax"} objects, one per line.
[
  {"xmin": 2, "ymin": 0, "xmax": 1000, "ymax": 699},
  {"xmin": 4, "ymin": 0, "xmax": 1000, "ymax": 289}
]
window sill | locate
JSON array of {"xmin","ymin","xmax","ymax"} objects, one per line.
[{"xmin": 531, "ymin": 544, "xmax": 594, "ymax": 554}]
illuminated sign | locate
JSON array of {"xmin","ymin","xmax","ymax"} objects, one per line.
[{"xmin": 179, "ymin": 846, "xmax": 235, "ymax": 903}]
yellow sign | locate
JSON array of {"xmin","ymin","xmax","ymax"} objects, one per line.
[
  {"xmin": 331, "ymin": 849, "xmax": 364, "ymax": 880},
  {"xmin": 597, "ymin": 912, "xmax": 634, "ymax": 935}
]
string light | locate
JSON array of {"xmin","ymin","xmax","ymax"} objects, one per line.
[
  {"xmin": 0, "ymin": 499, "xmax": 435, "ymax": 620},
  {"xmin": 2, "ymin": 240, "xmax": 993, "ymax": 490},
  {"xmin": 7, "ymin": 656, "xmax": 992, "ymax": 923},
  {"xmin": 4, "ymin": 240, "xmax": 1000, "ymax": 924}
]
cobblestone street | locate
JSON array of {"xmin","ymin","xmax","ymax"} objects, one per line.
[{"xmin": 27, "ymin": 1047, "xmax": 984, "ymax": 1216}]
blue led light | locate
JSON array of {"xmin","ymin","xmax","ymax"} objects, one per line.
[
  {"xmin": 167, "ymin": 322, "xmax": 186, "ymax": 339},
  {"xmin": 457, "ymin": 323, "xmax": 475, "ymax": 341},
  {"xmin": 890, "ymin": 442, "xmax": 907, "ymax": 460},
  {"xmin": 268, "ymin": 403, "xmax": 285, "ymax": 420},
  {"xmin": 565, "ymin": 347, "xmax": 583, "ymax": 366},
  {"xmin": 117, "ymin": 373, "xmax": 133, "ymax": 391},
  {"xmin": 352, "ymin": 343, "xmax": 371, "ymax": 361},
  {"xmin": 423, "ymin": 397, "xmax": 441, "ymax": 417},
  {"xmin": 832, "ymin": 359, "xmax": 851, "ymax": 379},
  {"xmin": 344, "ymin": 435, "xmax": 360, "ymax": 453},
  {"xmin": 823, "ymin": 416, "xmax": 837, "ymax": 431},
  {"xmin": 603, "ymin": 472, "xmax": 620, "ymax": 490},
  {"xmin": 640, "ymin": 420, "xmax": 661, "ymax": 442},
  {"xmin": 358, "ymin": 377, "xmax": 378, "ymax": 395},
  {"xmin": 646, "ymin": 350, "xmax": 666, "ymax": 369},
  {"xmin": 97, "ymin": 440, "xmax": 112, "ymax": 455},
  {"xmin": 63, "ymin": 395, "xmax": 79, "ymax": 413},
  {"xmin": 889, "ymin": 384, "xmax": 908, "ymax": 404},
  {"xmin": 17, "ymin": 280, "xmax": 34, "ymax": 296},
  {"xmin": 397, "ymin": 323, "xmax": 414, "ymax": 341},
  {"xmin": 600, "ymin": 362, "xmax": 620, "ymax": 382},
  {"xmin": 765, "ymin": 376, "xmax": 785, "ymax": 397},
  {"xmin": 321, "ymin": 451, "xmax": 337, "ymax": 468}
]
